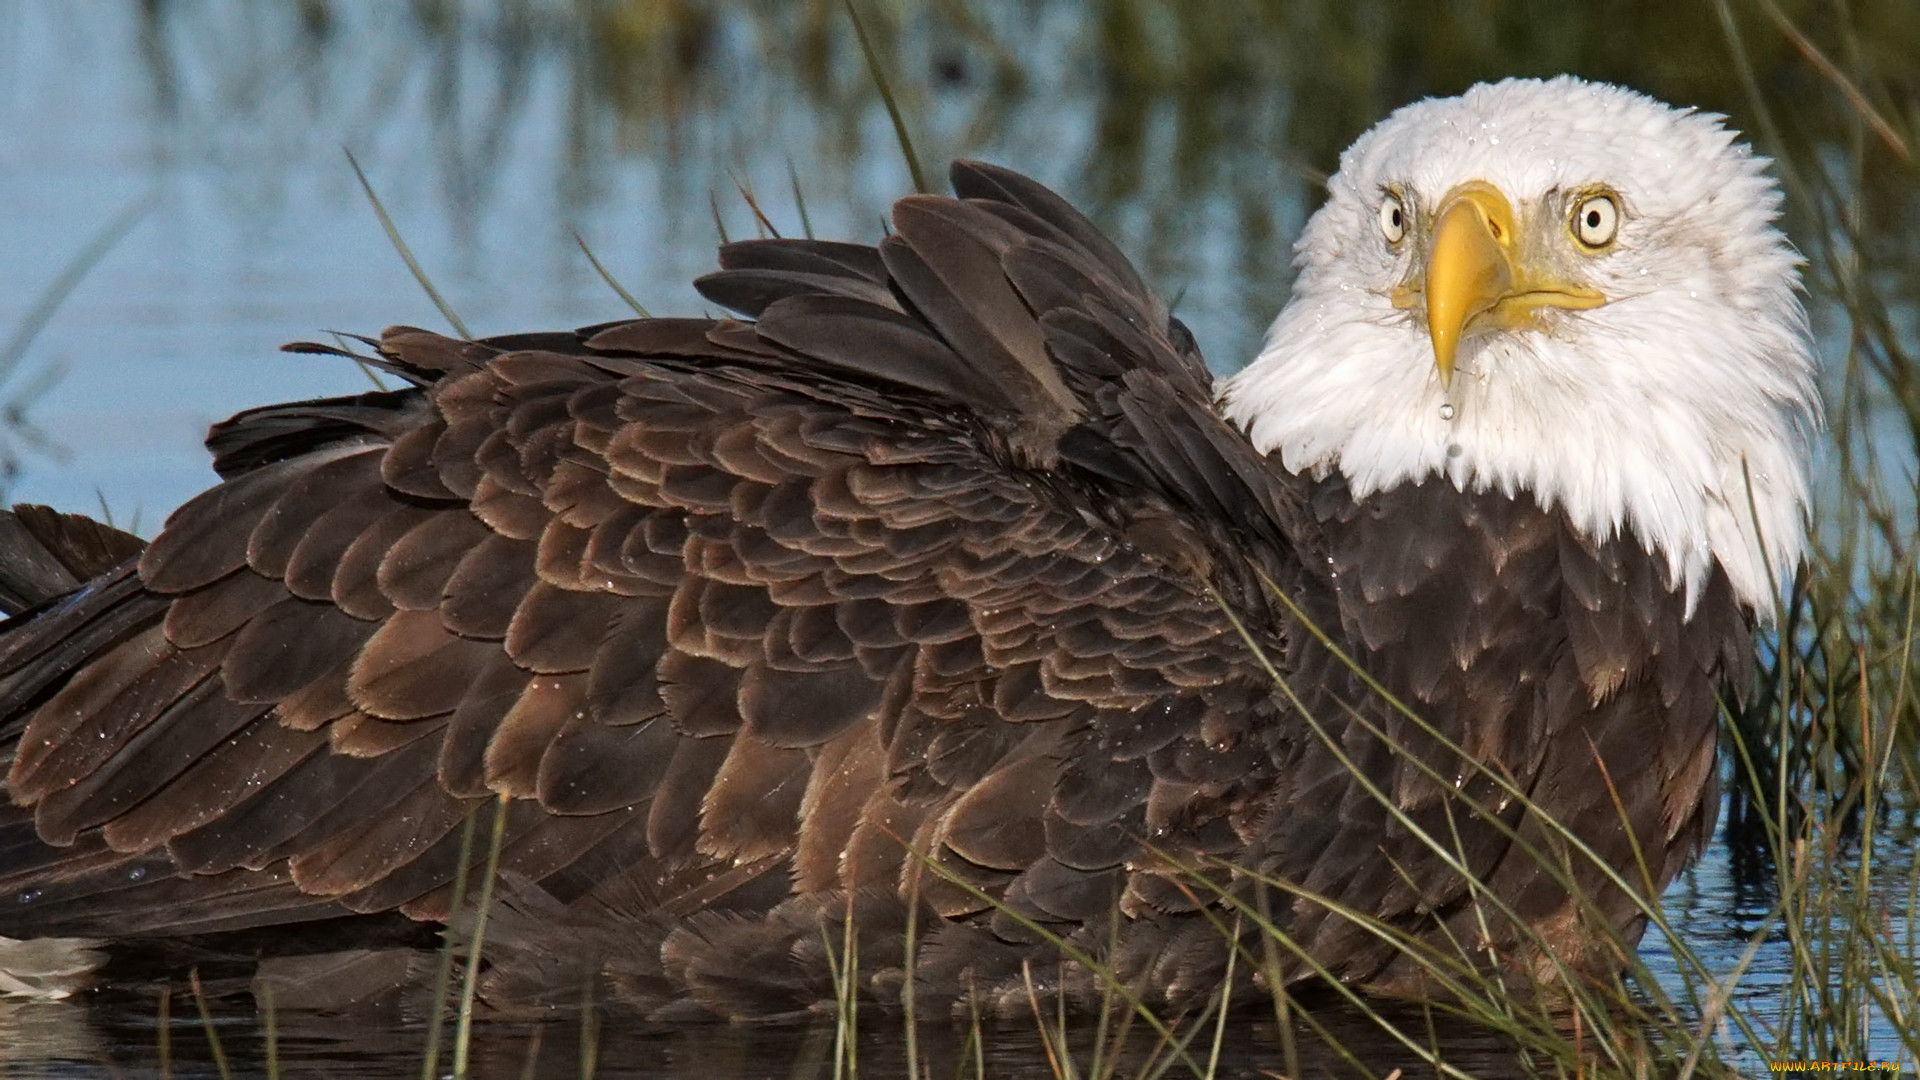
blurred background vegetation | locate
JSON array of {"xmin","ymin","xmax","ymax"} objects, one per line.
[{"xmin": 112, "ymin": 0, "xmax": 1920, "ymax": 365}]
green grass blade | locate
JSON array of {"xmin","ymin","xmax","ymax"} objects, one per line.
[
  {"xmin": 261, "ymin": 980, "xmax": 279, "ymax": 1080},
  {"xmin": 188, "ymin": 969, "xmax": 233, "ymax": 1080},
  {"xmin": 453, "ymin": 793, "xmax": 514, "ymax": 1079},
  {"xmin": 844, "ymin": 0, "xmax": 930, "ymax": 194},
  {"xmin": 572, "ymin": 230, "xmax": 651, "ymax": 317},
  {"xmin": 788, "ymin": 157, "xmax": 816, "ymax": 240},
  {"xmin": 345, "ymin": 147, "xmax": 471, "ymax": 340},
  {"xmin": 421, "ymin": 805, "xmax": 481, "ymax": 1080}
]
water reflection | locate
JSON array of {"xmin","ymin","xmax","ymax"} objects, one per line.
[
  {"xmin": 0, "ymin": 819, "xmax": 1902, "ymax": 1076},
  {"xmin": 0, "ymin": 980, "xmax": 1679, "ymax": 1079}
]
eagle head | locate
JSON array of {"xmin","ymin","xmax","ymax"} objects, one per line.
[{"xmin": 1222, "ymin": 76, "xmax": 1820, "ymax": 619}]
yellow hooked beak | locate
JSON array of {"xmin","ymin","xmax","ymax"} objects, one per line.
[{"xmin": 1395, "ymin": 182, "xmax": 1607, "ymax": 388}]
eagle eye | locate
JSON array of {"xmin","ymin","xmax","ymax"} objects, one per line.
[
  {"xmin": 1571, "ymin": 193, "xmax": 1620, "ymax": 249},
  {"xmin": 1378, "ymin": 193, "xmax": 1407, "ymax": 244}
]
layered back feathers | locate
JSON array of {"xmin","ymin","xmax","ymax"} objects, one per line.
[{"xmin": 0, "ymin": 144, "xmax": 1765, "ymax": 1019}]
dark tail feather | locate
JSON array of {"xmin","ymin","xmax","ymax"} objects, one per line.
[{"xmin": 0, "ymin": 505, "xmax": 145, "ymax": 616}]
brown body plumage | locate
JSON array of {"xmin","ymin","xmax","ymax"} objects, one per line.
[{"xmin": 0, "ymin": 161, "xmax": 1745, "ymax": 1020}]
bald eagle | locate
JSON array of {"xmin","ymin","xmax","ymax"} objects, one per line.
[{"xmin": 0, "ymin": 77, "xmax": 1815, "ymax": 1019}]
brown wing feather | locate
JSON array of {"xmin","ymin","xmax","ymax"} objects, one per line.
[{"xmin": 0, "ymin": 505, "xmax": 143, "ymax": 615}]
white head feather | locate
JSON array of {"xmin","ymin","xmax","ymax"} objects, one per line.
[{"xmin": 1222, "ymin": 76, "xmax": 1819, "ymax": 618}]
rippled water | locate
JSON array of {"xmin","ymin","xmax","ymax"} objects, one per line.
[
  {"xmin": 2, "ymin": 0, "xmax": 1917, "ymax": 1075},
  {"xmin": 0, "ymin": 825, "xmax": 1905, "ymax": 1077},
  {"xmin": 0, "ymin": 991, "xmax": 1587, "ymax": 1079}
]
